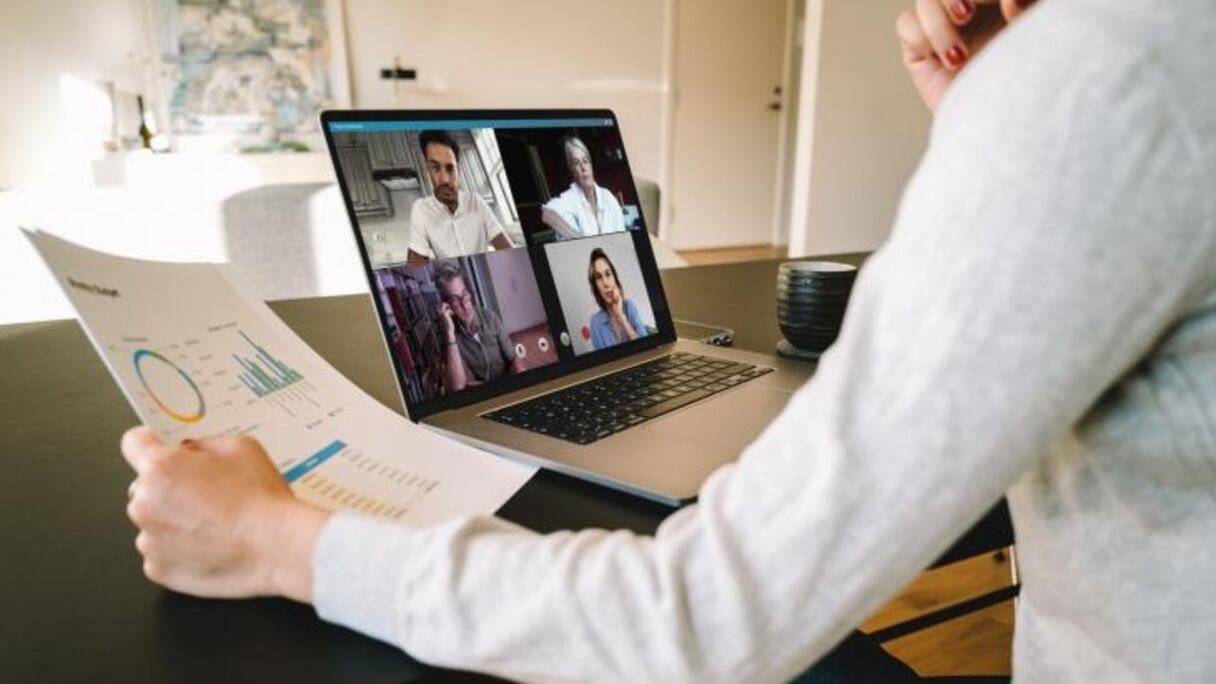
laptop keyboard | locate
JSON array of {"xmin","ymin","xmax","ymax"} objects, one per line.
[{"xmin": 484, "ymin": 352, "xmax": 772, "ymax": 445}]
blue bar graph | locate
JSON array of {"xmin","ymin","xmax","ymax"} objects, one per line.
[
  {"xmin": 283, "ymin": 440, "xmax": 346, "ymax": 483},
  {"xmin": 233, "ymin": 331, "xmax": 303, "ymax": 397}
]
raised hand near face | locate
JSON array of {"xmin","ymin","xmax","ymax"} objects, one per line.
[{"xmin": 897, "ymin": 0, "xmax": 1037, "ymax": 112}]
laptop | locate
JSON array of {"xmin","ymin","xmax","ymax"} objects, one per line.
[{"xmin": 321, "ymin": 109, "xmax": 810, "ymax": 504}]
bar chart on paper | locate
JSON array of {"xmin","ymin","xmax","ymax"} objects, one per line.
[
  {"xmin": 230, "ymin": 330, "xmax": 328, "ymax": 420},
  {"xmin": 234, "ymin": 330, "xmax": 303, "ymax": 396},
  {"xmin": 110, "ymin": 320, "xmax": 345, "ymax": 438},
  {"xmin": 113, "ymin": 321, "xmax": 432, "ymax": 513},
  {"xmin": 283, "ymin": 438, "xmax": 441, "ymax": 519},
  {"xmin": 27, "ymin": 229, "xmax": 537, "ymax": 529}
]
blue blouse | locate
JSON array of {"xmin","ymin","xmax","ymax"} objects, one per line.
[{"xmin": 590, "ymin": 299, "xmax": 648, "ymax": 350}]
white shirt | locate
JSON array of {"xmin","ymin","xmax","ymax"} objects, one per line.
[
  {"xmin": 314, "ymin": 2, "xmax": 1216, "ymax": 681},
  {"xmin": 546, "ymin": 182, "xmax": 626, "ymax": 237},
  {"xmin": 407, "ymin": 189, "xmax": 508, "ymax": 259}
]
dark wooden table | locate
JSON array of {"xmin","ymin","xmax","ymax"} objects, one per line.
[{"xmin": 0, "ymin": 257, "xmax": 1008, "ymax": 682}]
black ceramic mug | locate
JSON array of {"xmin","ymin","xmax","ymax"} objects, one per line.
[{"xmin": 776, "ymin": 260, "xmax": 858, "ymax": 355}]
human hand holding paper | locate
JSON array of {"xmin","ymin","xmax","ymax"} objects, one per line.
[
  {"xmin": 122, "ymin": 427, "xmax": 329, "ymax": 601},
  {"xmin": 24, "ymin": 229, "xmax": 535, "ymax": 598}
]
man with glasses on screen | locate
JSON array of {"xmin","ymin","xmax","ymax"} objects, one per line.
[
  {"xmin": 407, "ymin": 130, "xmax": 516, "ymax": 265},
  {"xmin": 434, "ymin": 261, "xmax": 524, "ymax": 393}
]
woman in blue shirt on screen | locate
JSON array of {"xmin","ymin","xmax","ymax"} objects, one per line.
[{"xmin": 587, "ymin": 247, "xmax": 649, "ymax": 350}]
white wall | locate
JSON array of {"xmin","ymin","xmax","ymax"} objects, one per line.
[
  {"xmin": 788, "ymin": 0, "xmax": 931, "ymax": 256},
  {"xmin": 341, "ymin": 0, "xmax": 668, "ymax": 185},
  {"xmin": 664, "ymin": 0, "xmax": 790, "ymax": 251},
  {"xmin": 0, "ymin": 0, "xmax": 151, "ymax": 190},
  {"xmin": 0, "ymin": 0, "xmax": 674, "ymax": 326},
  {"xmin": 0, "ymin": 0, "xmax": 670, "ymax": 191},
  {"xmin": 0, "ymin": 0, "xmax": 934, "ymax": 326}
]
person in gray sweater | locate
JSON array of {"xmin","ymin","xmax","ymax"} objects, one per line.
[{"xmin": 119, "ymin": 0, "xmax": 1216, "ymax": 680}]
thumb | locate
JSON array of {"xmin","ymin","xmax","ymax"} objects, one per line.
[
  {"xmin": 188, "ymin": 433, "xmax": 268, "ymax": 459},
  {"xmin": 120, "ymin": 426, "xmax": 169, "ymax": 474}
]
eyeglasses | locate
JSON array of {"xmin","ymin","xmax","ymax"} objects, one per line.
[{"xmin": 444, "ymin": 291, "xmax": 474, "ymax": 306}]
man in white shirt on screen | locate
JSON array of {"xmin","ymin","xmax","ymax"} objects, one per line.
[
  {"xmin": 406, "ymin": 130, "xmax": 515, "ymax": 265},
  {"xmin": 541, "ymin": 135, "xmax": 627, "ymax": 239}
]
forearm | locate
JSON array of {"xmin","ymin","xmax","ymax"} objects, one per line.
[
  {"xmin": 313, "ymin": 30, "xmax": 1211, "ymax": 680},
  {"xmin": 311, "ymin": 48, "xmax": 1210, "ymax": 682},
  {"xmin": 443, "ymin": 340, "xmax": 466, "ymax": 392},
  {"xmin": 312, "ymin": 357, "xmax": 1036, "ymax": 683},
  {"xmin": 265, "ymin": 501, "xmax": 332, "ymax": 603}
]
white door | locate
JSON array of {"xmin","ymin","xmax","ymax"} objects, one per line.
[{"xmin": 667, "ymin": 0, "xmax": 790, "ymax": 250}]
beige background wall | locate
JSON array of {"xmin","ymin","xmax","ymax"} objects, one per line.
[
  {"xmin": 0, "ymin": 0, "xmax": 670, "ymax": 190},
  {"xmin": 0, "ymin": 0, "xmax": 150, "ymax": 189},
  {"xmin": 0, "ymin": 0, "xmax": 935, "ymax": 314},
  {"xmin": 342, "ymin": 0, "xmax": 669, "ymax": 185},
  {"xmin": 0, "ymin": 0, "xmax": 928, "ymax": 252},
  {"xmin": 788, "ymin": 0, "xmax": 931, "ymax": 256}
]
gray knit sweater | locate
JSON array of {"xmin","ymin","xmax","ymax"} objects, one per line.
[{"xmin": 313, "ymin": 1, "xmax": 1216, "ymax": 680}]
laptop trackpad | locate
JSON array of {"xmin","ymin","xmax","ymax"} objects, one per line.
[
  {"xmin": 651, "ymin": 382, "xmax": 788, "ymax": 449},
  {"xmin": 582, "ymin": 382, "xmax": 794, "ymax": 498}
]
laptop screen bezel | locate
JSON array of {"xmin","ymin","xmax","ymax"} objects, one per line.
[{"xmin": 320, "ymin": 108, "xmax": 677, "ymax": 421}]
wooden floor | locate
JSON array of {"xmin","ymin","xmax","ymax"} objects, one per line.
[
  {"xmin": 863, "ymin": 550, "xmax": 1015, "ymax": 677},
  {"xmin": 677, "ymin": 242, "xmax": 1017, "ymax": 677}
]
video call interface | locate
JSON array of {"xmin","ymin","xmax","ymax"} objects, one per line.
[{"xmin": 328, "ymin": 116, "xmax": 665, "ymax": 409}]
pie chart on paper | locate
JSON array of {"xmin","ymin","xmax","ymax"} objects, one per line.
[{"xmin": 132, "ymin": 349, "xmax": 206, "ymax": 423}]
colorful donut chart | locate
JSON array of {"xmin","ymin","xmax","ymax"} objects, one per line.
[{"xmin": 132, "ymin": 348, "xmax": 206, "ymax": 424}]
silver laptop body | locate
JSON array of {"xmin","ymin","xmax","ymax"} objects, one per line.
[{"xmin": 322, "ymin": 109, "xmax": 809, "ymax": 505}]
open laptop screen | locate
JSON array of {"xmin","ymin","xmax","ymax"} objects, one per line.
[{"xmin": 322, "ymin": 111, "xmax": 674, "ymax": 420}]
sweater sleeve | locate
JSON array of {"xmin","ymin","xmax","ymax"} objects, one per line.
[{"xmin": 313, "ymin": 11, "xmax": 1213, "ymax": 683}]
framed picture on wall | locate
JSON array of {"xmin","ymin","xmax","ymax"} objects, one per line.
[{"xmin": 148, "ymin": 0, "xmax": 352, "ymax": 153}]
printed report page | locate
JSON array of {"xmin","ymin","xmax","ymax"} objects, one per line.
[{"xmin": 25, "ymin": 229, "xmax": 535, "ymax": 525}]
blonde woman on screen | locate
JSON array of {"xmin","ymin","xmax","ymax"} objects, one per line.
[{"xmin": 541, "ymin": 136, "xmax": 626, "ymax": 239}]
